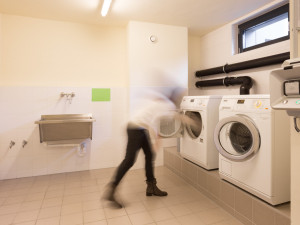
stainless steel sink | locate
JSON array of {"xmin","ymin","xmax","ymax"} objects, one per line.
[{"xmin": 35, "ymin": 114, "xmax": 96, "ymax": 144}]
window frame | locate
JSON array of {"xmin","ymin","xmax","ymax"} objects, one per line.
[{"xmin": 238, "ymin": 3, "xmax": 289, "ymax": 53}]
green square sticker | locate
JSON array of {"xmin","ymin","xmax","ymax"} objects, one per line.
[{"xmin": 92, "ymin": 88, "xmax": 110, "ymax": 101}]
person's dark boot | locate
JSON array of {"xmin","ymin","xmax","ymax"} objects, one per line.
[
  {"xmin": 103, "ymin": 183, "xmax": 123, "ymax": 208},
  {"xmin": 146, "ymin": 178, "xmax": 168, "ymax": 196}
]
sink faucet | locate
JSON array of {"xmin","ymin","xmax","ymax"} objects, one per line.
[{"xmin": 60, "ymin": 92, "xmax": 75, "ymax": 103}]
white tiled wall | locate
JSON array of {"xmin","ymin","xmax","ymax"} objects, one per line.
[
  {"xmin": 0, "ymin": 86, "xmax": 132, "ymax": 180},
  {"xmin": 0, "ymin": 86, "xmax": 173, "ymax": 180}
]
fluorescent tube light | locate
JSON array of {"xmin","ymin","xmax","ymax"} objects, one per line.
[{"xmin": 101, "ymin": 0, "xmax": 112, "ymax": 17}]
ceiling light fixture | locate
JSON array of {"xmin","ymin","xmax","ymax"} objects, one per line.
[{"xmin": 101, "ymin": 0, "xmax": 112, "ymax": 17}]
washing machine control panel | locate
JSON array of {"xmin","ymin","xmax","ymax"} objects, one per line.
[
  {"xmin": 254, "ymin": 100, "xmax": 263, "ymax": 108},
  {"xmin": 220, "ymin": 97, "xmax": 271, "ymax": 112},
  {"xmin": 180, "ymin": 97, "xmax": 208, "ymax": 109}
]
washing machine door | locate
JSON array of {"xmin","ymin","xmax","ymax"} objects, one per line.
[
  {"xmin": 158, "ymin": 111, "xmax": 183, "ymax": 138},
  {"xmin": 214, "ymin": 115, "xmax": 260, "ymax": 161},
  {"xmin": 184, "ymin": 111, "xmax": 203, "ymax": 139}
]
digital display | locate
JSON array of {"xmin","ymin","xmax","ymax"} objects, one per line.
[
  {"xmin": 190, "ymin": 99, "xmax": 195, "ymax": 102},
  {"xmin": 237, "ymin": 99, "xmax": 245, "ymax": 104}
]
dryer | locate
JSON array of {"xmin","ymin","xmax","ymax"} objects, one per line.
[
  {"xmin": 179, "ymin": 96, "xmax": 222, "ymax": 170},
  {"xmin": 214, "ymin": 95, "xmax": 290, "ymax": 205}
]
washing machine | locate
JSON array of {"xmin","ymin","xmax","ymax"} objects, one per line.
[
  {"xmin": 179, "ymin": 95, "xmax": 222, "ymax": 170},
  {"xmin": 214, "ymin": 95, "xmax": 290, "ymax": 205}
]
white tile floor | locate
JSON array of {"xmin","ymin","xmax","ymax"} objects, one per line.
[{"xmin": 0, "ymin": 166, "xmax": 244, "ymax": 225}]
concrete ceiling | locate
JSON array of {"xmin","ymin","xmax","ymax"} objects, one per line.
[{"xmin": 0, "ymin": 0, "xmax": 276, "ymax": 36}]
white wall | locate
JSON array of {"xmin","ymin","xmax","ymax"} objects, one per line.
[
  {"xmin": 0, "ymin": 14, "xmax": 131, "ymax": 179},
  {"xmin": 0, "ymin": 15, "xmax": 189, "ymax": 180},
  {"xmin": 189, "ymin": 0, "xmax": 290, "ymax": 96},
  {"xmin": 293, "ymin": 35, "xmax": 300, "ymax": 225},
  {"xmin": 291, "ymin": 119, "xmax": 300, "ymax": 225},
  {"xmin": 299, "ymin": 31, "xmax": 300, "ymax": 53},
  {"xmin": 128, "ymin": 21, "xmax": 188, "ymax": 88},
  {"xmin": 188, "ymin": 35, "xmax": 202, "ymax": 91},
  {"xmin": 127, "ymin": 21, "xmax": 188, "ymax": 111},
  {"xmin": 1, "ymin": 15, "xmax": 128, "ymax": 87},
  {"xmin": 290, "ymin": 0, "xmax": 300, "ymax": 224},
  {"xmin": 0, "ymin": 14, "xmax": 2, "ymax": 77}
]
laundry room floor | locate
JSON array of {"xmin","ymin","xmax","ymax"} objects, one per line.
[{"xmin": 0, "ymin": 166, "xmax": 243, "ymax": 225}]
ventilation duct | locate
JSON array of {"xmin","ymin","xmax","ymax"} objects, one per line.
[{"xmin": 195, "ymin": 52, "xmax": 290, "ymax": 77}]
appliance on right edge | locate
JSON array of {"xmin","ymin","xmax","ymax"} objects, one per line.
[{"xmin": 214, "ymin": 95, "xmax": 290, "ymax": 205}]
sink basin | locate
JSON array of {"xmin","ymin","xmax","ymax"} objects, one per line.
[{"xmin": 35, "ymin": 114, "xmax": 96, "ymax": 143}]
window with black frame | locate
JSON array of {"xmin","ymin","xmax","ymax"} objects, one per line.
[{"xmin": 238, "ymin": 3, "xmax": 289, "ymax": 53}]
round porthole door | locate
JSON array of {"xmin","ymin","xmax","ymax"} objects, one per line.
[
  {"xmin": 158, "ymin": 111, "xmax": 182, "ymax": 138},
  {"xmin": 214, "ymin": 115, "xmax": 260, "ymax": 161},
  {"xmin": 184, "ymin": 111, "xmax": 203, "ymax": 139}
]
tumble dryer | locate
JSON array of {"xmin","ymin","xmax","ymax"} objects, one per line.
[
  {"xmin": 179, "ymin": 96, "xmax": 222, "ymax": 170},
  {"xmin": 214, "ymin": 95, "xmax": 290, "ymax": 205}
]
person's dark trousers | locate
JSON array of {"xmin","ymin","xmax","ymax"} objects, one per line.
[{"xmin": 112, "ymin": 126, "xmax": 155, "ymax": 186}]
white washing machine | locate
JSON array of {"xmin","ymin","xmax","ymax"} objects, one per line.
[
  {"xmin": 179, "ymin": 96, "xmax": 222, "ymax": 170},
  {"xmin": 214, "ymin": 95, "xmax": 290, "ymax": 205}
]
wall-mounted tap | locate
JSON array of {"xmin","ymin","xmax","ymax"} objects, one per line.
[
  {"xmin": 60, "ymin": 92, "xmax": 75, "ymax": 98},
  {"xmin": 60, "ymin": 92, "xmax": 75, "ymax": 103},
  {"xmin": 9, "ymin": 141, "xmax": 15, "ymax": 149},
  {"xmin": 68, "ymin": 92, "xmax": 75, "ymax": 98},
  {"xmin": 22, "ymin": 140, "xmax": 28, "ymax": 148}
]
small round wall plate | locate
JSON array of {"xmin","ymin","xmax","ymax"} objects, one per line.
[{"xmin": 150, "ymin": 35, "xmax": 157, "ymax": 43}]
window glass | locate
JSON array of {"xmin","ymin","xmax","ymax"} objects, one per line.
[{"xmin": 238, "ymin": 4, "xmax": 289, "ymax": 53}]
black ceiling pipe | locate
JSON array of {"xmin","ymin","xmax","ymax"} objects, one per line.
[
  {"xmin": 195, "ymin": 76, "xmax": 253, "ymax": 95},
  {"xmin": 195, "ymin": 52, "xmax": 290, "ymax": 77}
]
